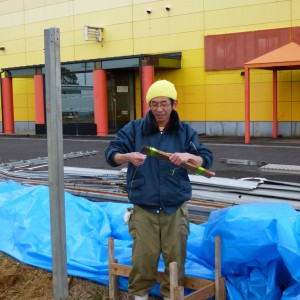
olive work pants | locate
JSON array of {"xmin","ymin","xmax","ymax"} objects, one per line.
[{"xmin": 128, "ymin": 203, "xmax": 190, "ymax": 297}]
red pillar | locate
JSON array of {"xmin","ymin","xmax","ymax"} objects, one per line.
[
  {"xmin": 34, "ymin": 75, "xmax": 45, "ymax": 125},
  {"xmin": 1, "ymin": 77, "xmax": 14, "ymax": 134},
  {"xmin": 272, "ymin": 70, "xmax": 278, "ymax": 139},
  {"xmin": 93, "ymin": 70, "xmax": 108, "ymax": 136},
  {"xmin": 141, "ymin": 66, "xmax": 154, "ymax": 118},
  {"xmin": 244, "ymin": 67, "xmax": 250, "ymax": 144}
]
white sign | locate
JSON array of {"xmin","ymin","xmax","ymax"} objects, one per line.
[{"xmin": 117, "ymin": 86, "xmax": 128, "ymax": 93}]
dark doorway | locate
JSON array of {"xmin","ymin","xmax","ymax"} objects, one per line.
[{"xmin": 107, "ymin": 72, "xmax": 135, "ymax": 133}]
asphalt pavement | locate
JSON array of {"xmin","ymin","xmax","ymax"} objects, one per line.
[{"xmin": 0, "ymin": 134, "xmax": 300, "ymax": 183}]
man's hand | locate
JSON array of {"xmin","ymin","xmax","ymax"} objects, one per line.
[
  {"xmin": 114, "ymin": 152, "xmax": 147, "ymax": 167},
  {"xmin": 169, "ymin": 153, "xmax": 203, "ymax": 167}
]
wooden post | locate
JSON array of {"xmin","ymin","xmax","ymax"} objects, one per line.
[
  {"xmin": 108, "ymin": 237, "xmax": 118, "ymax": 300},
  {"xmin": 215, "ymin": 236, "xmax": 226, "ymax": 300},
  {"xmin": 174, "ymin": 286, "xmax": 184, "ymax": 300},
  {"xmin": 169, "ymin": 262, "xmax": 179, "ymax": 300}
]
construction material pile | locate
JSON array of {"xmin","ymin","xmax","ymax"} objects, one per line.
[
  {"xmin": 1, "ymin": 152, "xmax": 300, "ymax": 224},
  {"xmin": 0, "ymin": 180, "xmax": 300, "ymax": 299}
]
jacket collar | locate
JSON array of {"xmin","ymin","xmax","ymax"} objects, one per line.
[{"xmin": 142, "ymin": 110, "xmax": 180, "ymax": 135}]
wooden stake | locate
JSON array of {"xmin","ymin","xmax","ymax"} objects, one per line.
[{"xmin": 108, "ymin": 237, "xmax": 118, "ymax": 300}]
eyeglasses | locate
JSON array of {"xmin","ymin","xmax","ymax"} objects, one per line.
[{"xmin": 149, "ymin": 101, "xmax": 171, "ymax": 109}]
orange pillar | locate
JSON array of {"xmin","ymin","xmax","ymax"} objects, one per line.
[
  {"xmin": 34, "ymin": 75, "xmax": 45, "ymax": 125},
  {"xmin": 142, "ymin": 65, "xmax": 154, "ymax": 118},
  {"xmin": 1, "ymin": 77, "xmax": 14, "ymax": 134},
  {"xmin": 244, "ymin": 67, "xmax": 250, "ymax": 144},
  {"xmin": 93, "ymin": 70, "xmax": 108, "ymax": 136},
  {"xmin": 272, "ymin": 70, "xmax": 278, "ymax": 139}
]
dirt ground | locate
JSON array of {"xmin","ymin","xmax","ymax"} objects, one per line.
[{"xmin": 0, "ymin": 252, "xmax": 160, "ymax": 300}]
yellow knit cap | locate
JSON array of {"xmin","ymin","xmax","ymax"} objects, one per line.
[{"xmin": 146, "ymin": 80, "xmax": 177, "ymax": 103}]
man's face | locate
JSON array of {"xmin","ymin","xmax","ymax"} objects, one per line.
[{"xmin": 149, "ymin": 96, "xmax": 177, "ymax": 126}]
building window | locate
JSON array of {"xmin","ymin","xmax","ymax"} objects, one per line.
[{"xmin": 61, "ymin": 69, "xmax": 94, "ymax": 124}]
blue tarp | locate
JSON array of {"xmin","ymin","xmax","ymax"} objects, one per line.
[{"xmin": 1, "ymin": 180, "xmax": 300, "ymax": 299}]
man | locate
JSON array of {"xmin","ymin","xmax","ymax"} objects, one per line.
[{"xmin": 105, "ymin": 80, "xmax": 213, "ymax": 300}]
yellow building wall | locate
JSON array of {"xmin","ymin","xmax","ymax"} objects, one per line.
[
  {"xmin": 0, "ymin": 0, "xmax": 300, "ymax": 125},
  {"xmin": 13, "ymin": 78, "xmax": 35, "ymax": 121},
  {"xmin": 204, "ymin": 0, "xmax": 292, "ymax": 34},
  {"xmin": 202, "ymin": 0, "xmax": 300, "ymax": 125}
]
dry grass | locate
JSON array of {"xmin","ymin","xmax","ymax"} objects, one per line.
[{"xmin": 0, "ymin": 253, "xmax": 160, "ymax": 300}]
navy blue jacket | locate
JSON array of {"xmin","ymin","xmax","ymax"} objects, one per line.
[{"xmin": 105, "ymin": 110, "xmax": 213, "ymax": 215}]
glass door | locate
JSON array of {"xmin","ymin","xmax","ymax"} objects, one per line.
[{"xmin": 107, "ymin": 72, "xmax": 135, "ymax": 133}]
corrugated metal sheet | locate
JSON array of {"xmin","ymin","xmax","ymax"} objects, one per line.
[
  {"xmin": 204, "ymin": 27, "xmax": 298, "ymax": 70},
  {"xmin": 260, "ymin": 163, "xmax": 300, "ymax": 174},
  {"xmin": 189, "ymin": 175, "xmax": 259, "ymax": 190}
]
